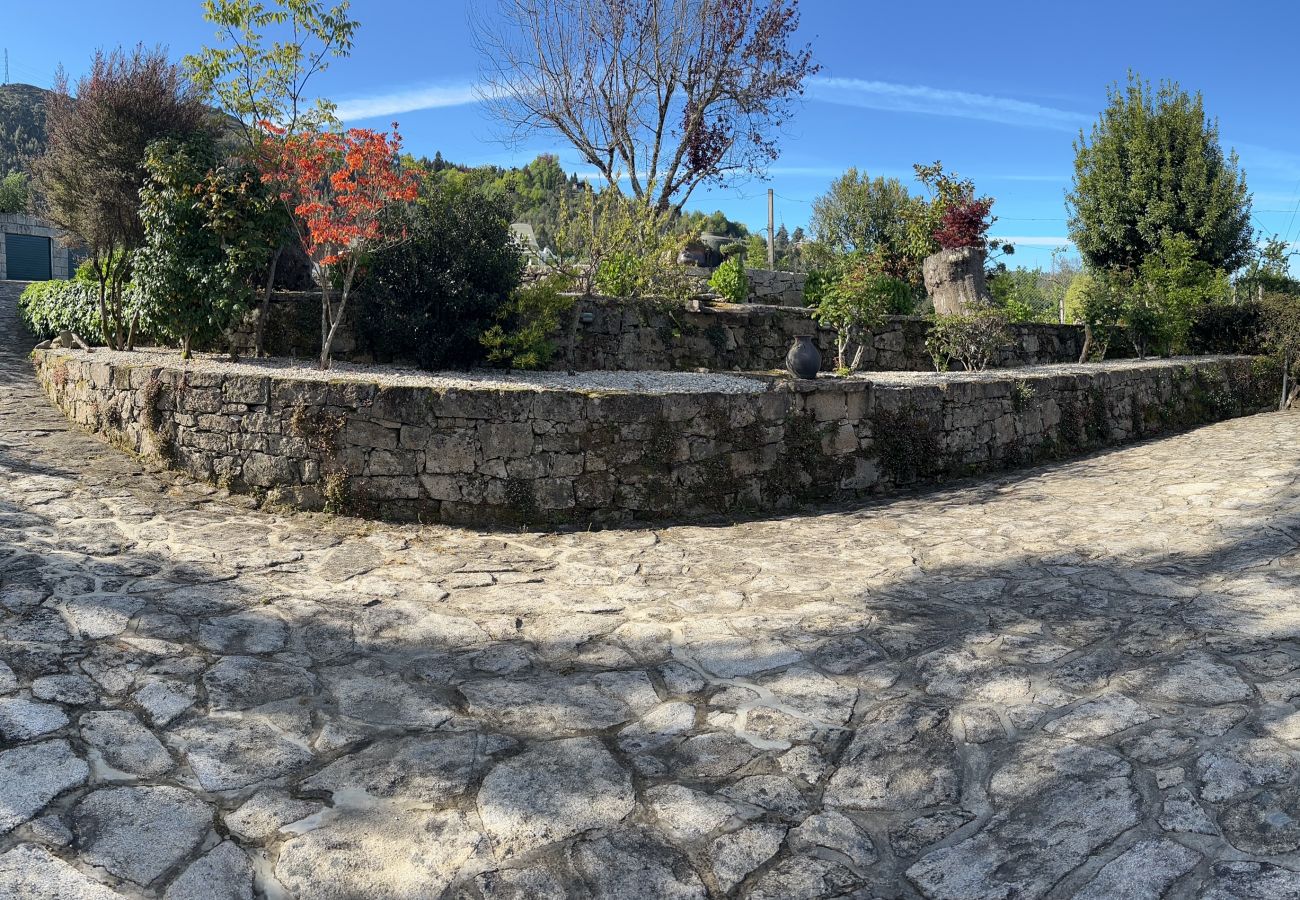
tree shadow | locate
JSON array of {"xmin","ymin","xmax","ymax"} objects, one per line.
[{"xmin": 0, "ymin": 431, "xmax": 1298, "ymax": 897}]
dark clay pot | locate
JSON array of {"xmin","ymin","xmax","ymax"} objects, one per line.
[{"xmin": 785, "ymin": 334, "xmax": 822, "ymax": 379}]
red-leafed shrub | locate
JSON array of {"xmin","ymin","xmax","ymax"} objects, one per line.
[{"xmin": 933, "ymin": 197, "xmax": 994, "ymax": 250}]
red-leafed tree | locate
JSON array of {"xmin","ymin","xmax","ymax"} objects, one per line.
[
  {"xmin": 933, "ymin": 197, "xmax": 995, "ymax": 250},
  {"xmin": 263, "ymin": 124, "xmax": 419, "ymax": 368}
]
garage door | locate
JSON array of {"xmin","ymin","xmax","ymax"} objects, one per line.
[{"xmin": 6, "ymin": 233, "xmax": 52, "ymax": 281}]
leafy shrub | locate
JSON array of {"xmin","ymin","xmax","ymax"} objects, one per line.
[
  {"xmin": 926, "ymin": 308, "xmax": 1013, "ymax": 372},
  {"xmin": 803, "ymin": 269, "xmax": 838, "ymax": 307},
  {"xmin": 811, "ymin": 265, "xmax": 910, "ymax": 370},
  {"xmin": 481, "ymin": 276, "xmax": 577, "ymax": 369},
  {"xmin": 20, "ymin": 277, "xmax": 158, "ymax": 344},
  {"xmin": 1126, "ymin": 234, "xmax": 1229, "ymax": 357},
  {"xmin": 554, "ymin": 188, "xmax": 690, "ymax": 301},
  {"xmin": 0, "ymin": 172, "xmax": 29, "ymax": 214},
  {"xmin": 933, "ymin": 197, "xmax": 994, "ymax": 250},
  {"xmin": 134, "ymin": 137, "xmax": 275, "ymax": 357},
  {"xmin": 19, "ymin": 280, "xmax": 102, "ymax": 339},
  {"xmin": 1189, "ymin": 300, "xmax": 1267, "ymax": 355},
  {"xmin": 708, "ymin": 256, "xmax": 748, "ymax": 303},
  {"xmin": 990, "ymin": 268, "xmax": 1055, "ymax": 323},
  {"xmin": 355, "ymin": 181, "xmax": 524, "ymax": 370}
]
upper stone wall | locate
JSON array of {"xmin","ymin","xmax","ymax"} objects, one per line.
[
  {"xmin": 550, "ymin": 298, "xmax": 1089, "ymax": 374},
  {"xmin": 32, "ymin": 350, "xmax": 1276, "ymax": 527}
]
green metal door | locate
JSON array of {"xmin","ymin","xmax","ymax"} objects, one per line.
[{"xmin": 6, "ymin": 233, "xmax": 51, "ymax": 281}]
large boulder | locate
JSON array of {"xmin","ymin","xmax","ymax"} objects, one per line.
[{"xmin": 923, "ymin": 247, "xmax": 991, "ymax": 315}]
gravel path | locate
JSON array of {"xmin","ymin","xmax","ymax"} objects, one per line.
[
  {"xmin": 52, "ymin": 346, "xmax": 772, "ymax": 394},
  {"xmin": 4, "ymin": 280, "xmax": 1300, "ymax": 898}
]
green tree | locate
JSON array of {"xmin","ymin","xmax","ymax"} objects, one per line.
[
  {"xmin": 185, "ymin": 0, "xmax": 357, "ymax": 143},
  {"xmin": 34, "ymin": 45, "xmax": 217, "ymax": 350},
  {"xmin": 809, "ymin": 168, "xmax": 917, "ymax": 269},
  {"xmin": 811, "ymin": 264, "xmax": 910, "ymax": 371},
  {"xmin": 1262, "ymin": 291, "xmax": 1300, "ymax": 409},
  {"xmin": 134, "ymin": 137, "xmax": 277, "ymax": 358},
  {"xmin": 354, "ymin": 179, "xmax": 524, "ymax": 370},
  {"xmin": 1072, "ymin": 235, "xmax": 1229, "ymax": 360},
  {"xmin": 1236, "ymin": 236, "xmax": 1297, "ymax": 301},
  {"xmin": 1128, "ymin": 233, "xmax": 1229, "ymax": 357},
  {"xmin": 185, "ymin": 0, "xmax": 359, "ymax": 355},
  {"xmin": 0, "ymin": 171, "xmax": 28, "ymax": 213},
  {"xmin": 1068, "ymin": 72, "xmax": 1253, "ymax": 273},
  {"xmin": 989, "ymin": 268, "xmax": 1053, "ymax": 323}
]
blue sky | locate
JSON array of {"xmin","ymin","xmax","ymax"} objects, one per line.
[{"xmin": 7, "ymin": 0, "xmax": 1300, "ymax": 267}]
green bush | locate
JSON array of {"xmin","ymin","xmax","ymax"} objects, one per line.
[
  {"xmin": 0, "ymin": 172, "xmax": 29, "ymax": 214},
  {"xmin": 708, "ymin": 256, "xmax": 748, "ymax": 303},
  {"xmin": 20, "ymin": 278, "xmax": 157, "ymax": 344},
  {"xmin": 1189, "ymin": 300, "xmax": 1267, "ymax": 355},
  {"xmin": 803, "ymin": 269, "xmax": 838, "ymax": 307},
  {"xmin": 481, "ymin": 276, "xmax": 577, "ymax": 369},
  {"xmin": 19, "ymin": 280, "xmax": 102, "ymax": 339},
  {"xmin": 134, "ymin": 137, "xmax": 276, "ymax": 357},
  {"xmin": 926, "ymin": 308, "xmax": 1013, "ymax": 372},
  {"xmin": 355, "ymin": 180, "xmax": 524, "ymax": 370},
  {"xmin": 811, "ymin": 265, "xmax": 910, "ymax": 370}
]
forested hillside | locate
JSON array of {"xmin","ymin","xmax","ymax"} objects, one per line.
[{"xmin": 0, "ymin": 83, "xmax": 49, "ymax": 175}]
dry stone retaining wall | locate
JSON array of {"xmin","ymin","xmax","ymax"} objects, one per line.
[
  {"xmin": 552, "ymin": 298, "xmax": 1088, "ymax": 373},
  {"xmin": 32, "ymin": 351, "xmax": 1274, "ymax": 526}
]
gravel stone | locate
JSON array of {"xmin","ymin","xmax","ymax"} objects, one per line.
[
  {"xmin": 275, "ymin": 808, "xmax": 484, "ymax": 899},
  {"xmin": 707, "ymin": 823, "xmax": 787, "ymax": 892},
  {"xmin": 824, "ymin": 703, "xmax": 959, "ymax": 810},
  {"xmin": 1071, "ymin": 838, "xmax": 1200, "ymax": 899},
  {"xmin": 173, "ymin": 717, "xmax": 314, "ymax": 791},
  {"xmin": 0, "ymin": 698, "xmax": 68, "ymax": 741},
  {"xmin": 223, "ymin": 790, "xmax": 323, "ymax": 842}
]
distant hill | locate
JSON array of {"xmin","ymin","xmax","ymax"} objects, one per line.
[
  {"xmin": 0, "ymin": 83, "xmax": 49, "ymax": 175},
  {"xmin": 0, "ymin": 82, "xmax": 242, "ymax": 178}
]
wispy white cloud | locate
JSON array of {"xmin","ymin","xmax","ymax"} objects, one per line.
[
  {"xmin": 334, "ymin": 82, "xmax": 480, "ymax": 122},
  {"xmin": 1231, "ymin": 141, "xmax": 1300, "ymax": 183},
  {"xmin": 991, "ymin": 235, "xmax": 1075, "ymax": 248},
  {"xmin": 808, "ymin": 77, "xmax": 1091, "ymax": 132}
]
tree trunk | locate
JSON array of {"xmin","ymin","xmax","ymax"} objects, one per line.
[
  {"xmin": 1283, "ymin": 351, "xmax": 1292, "ymax": 412},
  {"xmin": 182, "ymin": 332, "xmax": 192, "ymax": 360},
  {"xmin": 254, "ymin": 245, "xmax": 284, "ymax": 357},
  {"xmin": 320, "ymin": 282, "xmax": 332, "ymax": 370},
  {"xmin": 126, "ymin": 312, "xmax": 138, "ymax": 352},
  {"xmin": 97, "ymin": 274, "xmax": 113, "ymax": 350},
  {"xmin": 320, "ymin": 261, "xmax": 357, "ymax": 371},
  {"xmin": 849, "ymin": 341, "xmax": 866, "ymax": 372}
]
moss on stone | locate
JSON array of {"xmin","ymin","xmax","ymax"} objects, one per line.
[{"xmin": 869, "ymin": 405, "xmax": 941, "ymax": 483}]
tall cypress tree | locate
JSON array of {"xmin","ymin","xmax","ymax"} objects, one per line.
[{"xmin": 1068, "ymin": 73, "xmax": 1253, "ymax": 274}]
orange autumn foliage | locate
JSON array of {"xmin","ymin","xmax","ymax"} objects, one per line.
[
  {"xmin": 260, "ymin": 121, "xmax": 419, "ymax": 267},
  {"xmin": 258, "ymin": 122, "xmax": 420, "ymax": 368}
]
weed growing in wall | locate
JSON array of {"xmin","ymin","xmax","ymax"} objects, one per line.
[{"xmin": 869, "ymin": 405, "xmax": 941, "ymax": 483}]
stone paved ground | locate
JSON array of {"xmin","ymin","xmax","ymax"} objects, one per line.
[{"xmin": 3, "ymin": 280, "xmax": 1300, "ymax": 899}]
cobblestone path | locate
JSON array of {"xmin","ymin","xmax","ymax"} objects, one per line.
[{"xmin": 3, "ymin": 280, "xmax": 1300, "ymax": 899}]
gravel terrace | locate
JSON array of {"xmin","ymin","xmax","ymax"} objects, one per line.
[{"xmin": 4, "ymin": 280, "xmax": 1300, "ymax": 898}]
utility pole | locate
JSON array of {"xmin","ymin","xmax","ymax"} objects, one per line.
[
  {"xmin": 3, "ymin": 50, "xmax": 8, "ymax": 85},
  {"xmin": 766, "ymin": 188, "xmax": 775, "ymax": 269}
]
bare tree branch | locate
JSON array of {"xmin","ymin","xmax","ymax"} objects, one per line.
[{"xmin": 474, "ymin": 0, "xmax": 818, "ymax": 211}]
